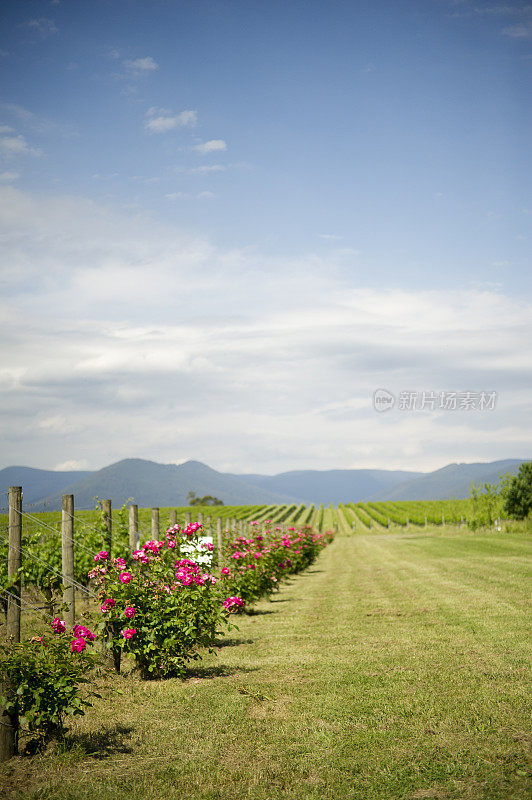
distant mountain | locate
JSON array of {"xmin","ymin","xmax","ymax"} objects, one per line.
[
  {"xmin": 21, "ymin": 459, "xmax": 300, "ymax": 511},
  {"xmin": 1, "ymin": 457, "xmax": 528, "ymax": 511},
  {"xmin": 0, "ymin": 466, "xmax": 92, "ymax": 507},
  {"xmin": 371, "ymin": 459, "xmax": 528, "ymax": 501},
  {"xmin": 229, "ymin": 469, "xmax": 422, "ymax": 505}
]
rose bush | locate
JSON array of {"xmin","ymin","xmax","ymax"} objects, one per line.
[
  {"xmin": 219, "ymin": 524, "xmax": 334, "ymax": 606},
  {"xmin": 89, "ymin": 522, "xmax": 233, "ymax": 679},
  {"xmin": 0, "ymin": 618, "xmax": 97, "ymax": 749}
]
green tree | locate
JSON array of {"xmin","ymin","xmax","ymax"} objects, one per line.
[
  {"xmin": 503, "ymin": 462, "xmax": 532, "ymax": 519},
  {"xmin": 468, "ymin": 480, "xmax": 503, "ymax": 530},
  {"xmin": 187, "ymin": 491, "xmax": 224, "ymax": 506}
]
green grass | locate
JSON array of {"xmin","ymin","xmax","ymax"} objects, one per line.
[{"xmin": 1, "ymin": 528, "xmax": 530, "ymax": 799}]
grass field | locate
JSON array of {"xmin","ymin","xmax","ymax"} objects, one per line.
[{"xmin": 1, "ymin": 528, "xmax": 530, "ymax": 799}]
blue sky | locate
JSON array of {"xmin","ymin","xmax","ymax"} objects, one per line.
[{"xmin": 0, "ymin": 0, "xmax": 531, "ymax": 474}]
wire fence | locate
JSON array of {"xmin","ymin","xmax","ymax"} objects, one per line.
[{"xmin": 1, "ymin": 489, "xmax": 293, "ymax": 645}]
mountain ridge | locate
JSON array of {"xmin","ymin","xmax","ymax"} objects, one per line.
[{"xmin": 1, "ymin": 457, "xmax": 528, "ymax": 510}]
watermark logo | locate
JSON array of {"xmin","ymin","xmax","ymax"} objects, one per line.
[
  {"xmin": 372, "ymin": 390, "xmax": 497, "ymax": 412},
  {"xmin": 373, "ymin": 388, "xmax": 396, "ymax": 412}
]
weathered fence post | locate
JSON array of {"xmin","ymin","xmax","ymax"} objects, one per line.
[
  {"xmin": 424, "ymin": 515, "xmax": 428, "ymax": 528},
  {"xmin": 387, "ymin": 518, "xmax": 391, "ymax": 529},
  {"xmin": 62, "ymin": 494, "xmax": 75, "ymax": 628},
  {"xmin": 101, "ymin": 499, "xmax": 112, "ymax": 552},
  {"xmin": 198, "ymin": 512, "xmax": 204, "ymax": 526},
  {"xmin": 442, "ymin": 514, "xmax": 445, "ymax": 527},
  {"xmin": 7, "ymin": 486, "xmax": 22, "ymax": 642},
  {"xmin": 0, "ymin": 679, "xmax": 16, "ymax": 761},
  {"xmin": 185, "ymin": 511, "xmax": 191, "ymax": 526},
  {"xmin": 1, "ymin": 487, "xmax": 22, "ymax": 762},
  {"xmin": 216, "ymin": 517, "xmax": 223, "ymax": 567},
  {"xmin": 129, "ymin": 504, "xmax": 138, "ymax": 550},
  {"xmin": 169, "ymin": 509, "xmax": 177, "ymax": 527},
  {"xmin": 151, "ymin": 508, "xmax": 159, "ymax": 539}
]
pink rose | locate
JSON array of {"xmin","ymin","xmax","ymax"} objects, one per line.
[
  {"xmin": 124, "ymin": 606, "xmax": 136, "ymax": 619},
  {"xmin": 101, "ymin": 597, "xmax": 116, "ymax": 613},
  {"xmin": 94, "ymin": 550, "xmax": 109, "ymax": 562},
  {"xmin": 52, "ymin": 617, "xmax": 66, "ymax": 634},
  {"xmin": 72, "ymin": 624, "xmax": 96, "ymax": 641},
  {"xmin": 223, "ymin": 596, "xmax": 244, "ymax": 612},
  {"xmin": 71, "ymin": 637, "xmax": 86, "ymax": 653},
  {"xmin": 119, "ymin": 572, "xmax": 132, "ymax": 583},
  {"xmin": 122, "ymin": 628, "xmax": 136, "ymax": 639}
]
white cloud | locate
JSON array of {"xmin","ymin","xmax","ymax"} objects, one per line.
[
  {"xmin": 55, "ymin": 459, "xmax": 89, "ymax": 471},
  {"xmin": 473, "ymin": 5, "xmax": 531, "ymax": 16},
  {"xmin": 0, "ymin": 135, "xmax": 41, "ymax": 157},
  {"xmin": 0, "ymin": 103, "xmax": 34, "ymax": 121},
  {"xmin": 319, "ymin": 233, "xmax": 342, "ymax": 240},
  {"xmin": 145, "ymin": 108, "xmax": 197, "ymax": 133},
  {"xmin": 39, "ymin": 415, "xmax": 81, "ymax": 434},
  {"xmin": 0, "ymin": 171, "xmax": 20, "ymax": 182},
  {"xmin": 502, "ymin": 21, "xmax": 532, "ymax": 37},
  {"xmin": 0, "ymin": 102, "xmax": 76, "ymax": 137},
  {"xmin": 193, "ymin": 139, "xmax": 227, "ymax": 154},
  {"xmin": 123, "ymin": 56, "xmax": 159, "ymax": 74},
  {"xmin": 26, "ymin": 18, "xmax": 58, "ymax": 38},
  {"xmin": 196, "ymin": 190, "xmax": 215, "ymax": 199},
  {"xmin": 165, "ymin": 192, "xmax": 186, "ymax": 199},
  {"xmin": 190, "ymin": 164, "xmax": 226, "ymax": 173},
  {"xmin": 0, "ymin": 185, "xmax": 530, "ymax": 473}
]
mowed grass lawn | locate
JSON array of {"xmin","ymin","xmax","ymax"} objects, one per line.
[{"xmin": 1, "ymin": 529, "xmax": 530, "ymax": 800}]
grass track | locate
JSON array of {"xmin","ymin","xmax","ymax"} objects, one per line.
[{"xmin": 1, "ymin": 530, "xmax": 530, "ymax": 800}]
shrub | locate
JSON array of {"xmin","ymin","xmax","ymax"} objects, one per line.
[
  {"xmin": 90, "ymin": 523, "xmax": 232, "ymax": 679},
  {"xmin": 220, "ymin": 525, "xmax": 334, "ymax": 604},
  {"xmin": 0, "ymin": 619, "xmax": 97, "ymax": 749},
  {"xmin": 503, "ymin": 462, "xmax": 532, "ymax": 520}
]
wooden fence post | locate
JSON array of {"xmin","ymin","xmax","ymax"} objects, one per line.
[
  {"xmin": 129, "ymin": 504, "xmax": 138, "ymax": 550},
  {"xmin": 62, "ymin": 494, "xmax": 75, "ymax": 628},
  {"xmin": 185, "ymin": 511, "xmax": 191, "ymax": 526},
  {"xmin": 442, "ymin": 514, "xmax": 445, "ymax": 527},
  {"xmin": 101, "ymin": 499, "xmax": 112, "ymax": 552},
  {"xmin": 151, "ymin": 508, "xmax": 159, "ymax": 539},
  {"xmin": 424, "ymin": 515, "xmax": 428, "ymax": 528},
  {"xmin": 198, "ymin": 513, "xmax": 204, "ymax": 526},
  {"xmin": 216, "ymin": 517, "xmax": 223, "ymax": 568},
  {"xmin": 1, "ymin": 486, "xmax": 22, "ymax": 762},
  {"xmin": 7, "ymin": 486, "xmax": 22, "ymax": 642},
  {"xmin": 0, "ymin": 681, "xmax": 16, "ymax": 761},
  {"xmin": 169, "ymin": 509, "xmax": 177, "ymax": 527}
]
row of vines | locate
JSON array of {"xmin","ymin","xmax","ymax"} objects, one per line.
[{"xmin": 0, "ymin": 500, "xmax": 334, "ymax": 757}]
